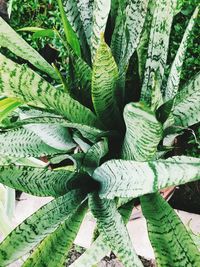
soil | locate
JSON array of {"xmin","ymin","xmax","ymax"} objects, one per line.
[{"xmin": 66, "ymin": 246, "xmax": 156, "ymax": 267}]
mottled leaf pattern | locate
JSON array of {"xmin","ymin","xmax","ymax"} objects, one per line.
[
  {"xmin": 0, "ymin": 165, "xmax": 82, "ymax": 197},
  {"xmin": 111, "ymin": 0, "xmax": 149, "ymax": 69},
  {"xmin": 0, "ymin": 17, "xmax": 58, "ymax": 80},
  {"xmin": 91, "ymin": 0, "xmax": 111, "ymax": 60},
  {"xmin": 0, "ymin": 190, "xmax": 86, "ymax": 266},
  {"xmin": 122, "ymin": 102, "xmax": 163, "ymax": 161},
  {"xmin": 92, "ymin": 37, "xmax": 121, "ymax": 129},
  {"xmin": 93, "ymin": 156, "xmax": 200, "ymax": 199},
  {"xmin": 22, "ymin": 201, "xmax": 88, "ymax": 267},
  {"xmin": 0, "ymin": 53, "xmax": 100, "ymax": 128},
  {"xmin": 141, "ymin": 0, "xmax": 177, "ymax": 105},
  {"xmin": 89, "ymin": 194, "xmax": 143, "ymax": 267},
  {"xmin": 165, "ymin": 6, "xmax": 199, "ymax": 101},
  {"xmin": 141, "ymin": 193, "xmax": 200, "ymax": 267},
  {"xmin": 172, "ymin": 72, "xmax": 200, "ymax": 127},
  {"xmin": 0, "ymin": 127, "xmax": 69, "ymax": 157}
]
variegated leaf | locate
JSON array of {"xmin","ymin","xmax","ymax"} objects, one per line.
[
  {"xmin": 92, "ymin": 37, "xmax": 121, "ymax": 129},
  {"xmin": 0, "ymin": 17, "xmax": 58, "ymax": 80},
  {"xmin": 122, "ymin": 102, "xmax": 163, "ymax": 161},
  {"xmin": 165, "ymin": 6, "xmax": 199, "ymax": 101},
  {"xmin": 22, "ymin": 201, "xmax": 88, "ymax": 267},
  {"xmin": 111, "ymin": 0, "xmax": 149, "ymax": 70},
  {"xmin": 93, "ymin": 156, "xmax": 200, "ymax": 199},
  {"xmin": 172, "ymin": 72, "xmax": 200, "ymax": 127},
  {"xmin": 0, "ymin": 53, "xmax": 100, "ymax": 128},
  {"xmin": 89, "ymin": 194, "xmax": 143, "ymax": 267},
  {"xmin": 0, "ymin": 164, "xmax": 83, "ymax": 197},
  {"xmin": 141, "ymin": 193, "xmax": 200, "ymax": 267},
  {"xmin": 141, "ymin": 0, "xmax": 177, "ymax": 106},
  {"xmin": 0, "ymin": 190, "xmax": 86, "ymax": 266},
  {"xmin": 91, "ymin": 0, "xmax": 111, "ymax": 60}
]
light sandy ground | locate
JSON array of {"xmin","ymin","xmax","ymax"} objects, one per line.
[{"xmin": 1, "ymin": 193, "xmax": 200, "ymax": 266}]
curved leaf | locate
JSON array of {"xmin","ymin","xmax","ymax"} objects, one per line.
[
  {"xmin": 122, "ymin": 102, "xmax": 163, "ymax": 160},
  {"xmin": 0, "ymin": 190, "xmax": 86, "ymax": 266},
  {"xmin": 0, "ymin": 127, "xmax": 70, "ymax": 158},
  {"xmin": 141, "ymin": 0, "xmax": 176, "ymax": 105},
  {"xmin": 92, "ymin": 37, "xmax": 121, "ymax": 129},
  {"xmin": 57, "ymin": 0, "xmax": 81, "ymax": 57},
  {"xmin": 89, "ymin": 194, "xmax": 143, "ymax": 267},
  {"xmin": 71, "ymin": 200, "xmax": 135, "ymax": 267},
  {"xmin": 23, "ymin": 201, "xmax": 88, "ymax": 267},
  {"xmin": 0, "ymin": 97, "xmax": 22, "ymax": 122},
  {"xmin": 111, "ymin": 0, "xmax": 149, "ymax": 69},
  {"xmin": 0, "ymin": 165, "xmax": 83, "ymax": 197},
  {"xmin": 0, "ymin": 53, "xmax": 100, "ymax": 128},
  {"xmin": 141, "ymin": 193, "xmax": 200, "ymax": 267},
  {"xmin": 93, "ymin": 156, "xmax": 200, "ymax": 199},
  {"xmin": 91, "ymin": 0, "xmax": 111, "ymax": 60},
  {"xmin": 172, "ymin": 72, "xmax": 200, "ymax": 127},
  {"xmin": 165, "ymin": 6, "xmax": 199, "ymax": 101},
  {"xmin": 0, "ymin": 17, "xmax": 58, "ymax": 80}
]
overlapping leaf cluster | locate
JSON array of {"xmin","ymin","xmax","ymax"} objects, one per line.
[{"xmin": 0, "ymin": 0, "xmax": 199, "ymax": 266}]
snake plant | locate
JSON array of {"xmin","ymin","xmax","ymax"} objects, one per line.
[{"xmin": 0, "ymin": 0, "xmax": 199, "ymax": 266}]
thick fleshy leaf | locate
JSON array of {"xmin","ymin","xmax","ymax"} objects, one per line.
[
  {"xmin": 83, "ymin": 138, "xmax": 109, "ymax": 175},
  {"xmin": 165, "ymin": 6, "xmax": 199, "ymax": 101},
  {"xmin": 89, "ymin": 194, "xmax": 143, "ymax": 267},
  {"xmin": 0, "ymin": 17, "xmax": 58, "ymax": 80},
  {"xmin": 0, "ymin": 165, "xmax": 83, "ymax": 197},
  {"xmin": 71, "ymin": 200, "xmax": 135, "ymax": 267},
  {"xmin": 141, "ymin": 193, "xmax": 200, "ymax": 267},
  {"xmin": 0, "ymin": 190, "xmax": 86, "ymax": 266},
  {"xmin": 77, "ymin": 0, "xmax": 93, "ymax": 46},
  {"xmin": 57, "ymin": 0, "xmax": 81, "ymax": 57},
  {"xmin": 172, "ymin": 72, "xmax": 200, "ymax": 128},
  {"xmin": 122, "ymin": 102, "xmax": 163, "ymax": 161},
  {"xmin": 8, "ymin": 116, "xmax": 109, "ymax": 143},
  {"xmin": 141, "ymin": 0, "xmax": 177, "ymax": 105},
  {"xmin": 91, "ymin": 0, "xmax": 111, "ymax": 60},
  {"xmin": 0, "ymin": 127, "xmax": 71, "ymax": 158},
  {"xmin": 22, "ymin": 201, "xmax": 88, "ymax": 267},
  {"xmin": 93, "ymin": 156, "xmax": 200, "ymax": 199},
  {"xmin": 0, "ymin": 53, "xmax": 100, "ymax": 128},
  {"xmin": 111, "ymin": 0, "xmax": 149, "ymax": 69},
  {"xmin": 92, "ymin": 37, "xmax": 121, "ymax": 129}
]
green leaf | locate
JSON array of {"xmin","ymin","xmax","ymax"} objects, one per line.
[
  {"xmin": 57, "ymin": 0, "xmax": 81, "ymax": 57},
  {"xmin": 77, "ymin": 0, "xmax": 93, "ymax": 46},
  {"xmin": 121, "ymin": 102, "xmax": 163, "ymax": 160},
  {"xmin": 83, "ymin": 138, "xmax": 109, "ymax": 175},
  {"xmin": 0, "ymin": 97, "xmax": 22, "ymax": 122},
  {"xmin": 92, "ymin": 37, "xmax": 121, "ymax": 129},
  {"xmin": 89, "ymin": 194, "xmax": 143, "ymax": 267},
  {"xmin": 141, "ymin": 193, "xmax": 200, "ymax": 267},
  {"xmin": 0, "ymin": 165, "xmax": 83, "ymax": 197},
  {"xmin": 71, "ymin": 200, "xmax": 135, "ymax": 267},
  {"xmin": 32, "ymin": 29, "xmax": 55, "ymax": 39},
  {"xmin": 93, "ymin": 156, "xmax": 200, "ymax": 199},
  {"xmin": 0, "ymin": 17, "xmax": 58, "ymax": 80},
  {"xmin": 91, "ymin": 0, "xmax": 111, "ymax": 60},
  {"xmin": 0, "ymin": 190, "xmax": 86, "ymax": 266},
  {"xmin": 22, "ymin": 201, "xmax": 88, "ymax": 267},
  {"xmin": 0, "ymin": 53, "xmax": 101, "ymax": 128},
  {"xmin": 141, "ymin": 0, "xmax": 177, "ymax": 106},
  {"xmin": 172, "ymin": 72, "xmax": 200, "ymax": 128},
  {"xmin": 62, "ymin": 0, "xmax": 89, "ymax": 58},
  {"xmin": 8, "ymin": 116, "xmax": 109, "ymax": 143},
  {"xmin": 165, "ymin": 6, "xmax": 199, "ymax": 101},
  {"xmin": 111, "ymin": 0, "xmax": 149, "ymax": 70},
  {"xmin": 0, "ymin": 127, "xmax": 67, "ymax": 158}
]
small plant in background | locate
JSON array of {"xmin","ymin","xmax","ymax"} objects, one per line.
[{"xmin": 0, "ymin": 1, "xmax": 200, "ymax": 267}]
